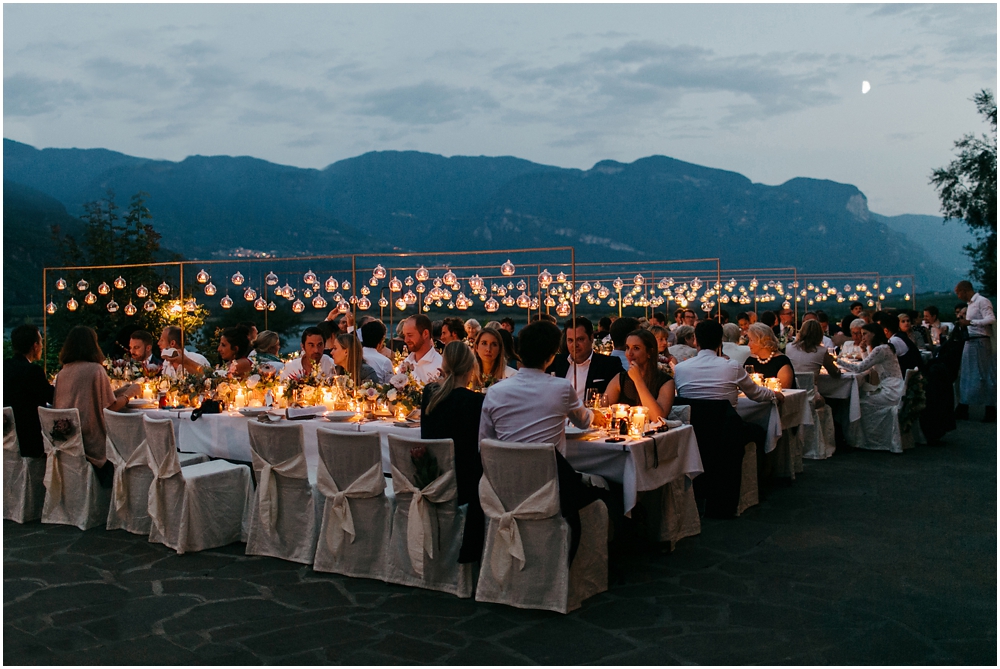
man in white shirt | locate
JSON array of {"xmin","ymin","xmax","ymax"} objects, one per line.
[
  {"xmin": 158, "ymin": 326, "xmax": 211, "ymax": 378},
  {"xmin": 401, "ymin": 315, "xmax": 442, "ymax": 384},
  {"xmin": 955, "ymin": 281, "xmax": 996, "ymax": 421},
  {"xmin": 280, "ymin": 326, "xmax": 336, "ymax": 380},
  {"xmin": 360, "ymin": 319, "xmax": 394, "ymax": 383}
]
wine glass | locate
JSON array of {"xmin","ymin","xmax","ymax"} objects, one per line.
[{"xmin": 585, "ymin": 388, "xmax": 601, "ymax": 409}]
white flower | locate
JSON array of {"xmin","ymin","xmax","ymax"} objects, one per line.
[
  {"xmin": 217, "ymin": 382, "xmax": 231, "ymax": 394},
  {"xmin": 365, "ymin": 387, "xmax": 379, "ymax": 400},
  {"xmin": 389, "ymin": 374, "xmax": 408, "ymax": 390},
  {"xmin": 245, "ymin": 374, "xmax": 260, "ymax": 389},
  {"xmin": 215, "ymin": 369, "xmax": 227, "ymax": 377},
  {"xmin": 159, "ymin": 379, "xmax": 171, "ymax": 391},
  {"xmin": 204, "ymin": 379, "xmax": 212, "ymax": 389},
  {"xmin": 387, "ymin": 389, "xmax": 398, "ymax": 402}
]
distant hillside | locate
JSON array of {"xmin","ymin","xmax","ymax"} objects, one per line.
[
  {"xmin": 876, "ymin": 213, "xmax": 974, "ymax": 282},
  {"xmin": 3, "ymin": 138, "xmax": 962, "ymax": 311}
]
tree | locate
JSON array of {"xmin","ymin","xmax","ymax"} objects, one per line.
[{"xmin": 931, "ymin": 89, "xmax": 997, "ymax": 294}]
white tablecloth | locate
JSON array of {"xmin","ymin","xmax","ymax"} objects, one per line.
[
  {"xmin": 735, "ymin": 388, "xmax": 810, "ymax": 453},
  {"xmin": 562, "ymin": 425, "xmax": 703, "ymax": 515},
  {"xmin": 817, "ymin": 371, "xmax": 862, "ymax": 423}
]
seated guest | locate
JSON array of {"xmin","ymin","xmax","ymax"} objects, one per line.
[
  {"xmin": 500, "ymin": 317, "xmax": 516, "ymax": 334},
  {"xmin": 595, "ymin": 316, "xmax": 613, "ymax": 344},
  {"xmin": 721, "ymin": 323, "xmax": 751, "ymax": 366},
  {"xmin": 609, "ymin": 317, "xmax": 639, "ymax": 371},
  {"xmin": 360, "ymin": 320, "xmax": 394, "ymax": 383},
  {"xmin": 473, "ymin": 328, "xmax": 517, "ymax": 386},
  {"xmin": 839, "ymin": 319, "xmax": 868, "ymax": 357},
  {"xmin": 650, "ymin": 312, "xmax": 667, "ymax": 328},
  {"xmin": 547, "ymin": 317, "xmax": 623, "ymax": 400},
  {"xmin": 881, "ymin": 312, "xmax": 922, "ymax": 374},
  {"xmin": 158, "ymin": 326, "xmax": 211, "ymax": 377},
  {"xmin": 464, "ymin": 318, "xmax": 482, "ymax": 341},
  {"xmin": 604, "ymin": 329, "xmax": 675, "ymax": 420},
  {"xmin": 439, "ymin": 317, "xmax": 466, "ymax": 345},
  {"xmin": 649, "ymin": 325, "xmax": 678, "ymax": 367},
  {"xmin": 759, "ymin": 310, "xmax": 778, "ymax": 333},
  {"xmin": 330, "ymin": 334, "xmax": 379, "ymax": 386},
  {"xmin": 670, "ymin": 325, "xmax": 698, "ymax": 363},
  {"xmin": 280, "ymin": 326, "xmax": 336, "ymax": 380},
  {"xmin": 736, "ymin": 312, "xmax": 752, "ymax": 343},
  {"xmin": 816, "ymin": 310, "xmax": 836, "ymax": 337},
  {"xmin": 421, "ymin": 342, "xmax": 486, "ymax": 563},
  {"xmin": 316, "ymin": 320, "xmax": 339, "ymax": 357},
  {"xmin": 801, "ymin": 313, "xmax": 834, "ymax": 348},
  {"xmin": 402, "ymin": 315, "xmax": 443, "ymax": 383},
  {"xmin": 128, "ymin": 330, "xmax": 162, "ymax": 370},
  {"xmin": 253, "ymin": 331, "xmax": 284, "ymax": 373},
  {"xmin": 922, "ymin": 305, "xmax": 951, "ymax": 346},
  {"xmin": 744, "ymin": 323, "xmax": 795, "ymax": 389},
  {"xmin": 53, "ymin": 326, "xmax": 141, "ymax": 484},
  {"xmin": 479, "ymin": 320, "xmax": 608, "ymax": 561},
  {"xmin": 680, "ymin": 309, "xmax": 698, "ymax": 329},
  {"xmin": 3, "ymin": 324, "xmax": 54, "ymax": 458},
  {"xmin": 776, "ymin": 308, "xmax": 796, "ymax": 341},
  {"xmin": 838, "ymin": 322, "xmax": 905, "ymax": 412},
  {"xmin": 786, "ymin": 320, "xmax": 841, "ymax": 386},
  {"xmin": 218, "ymin": 326, "xmax": 253, "ymax": 380},
  {"xmin": 237, "ymin": 321, "xmax": 259, "ymax": 358},
  {"xmin": 840, "ymin": 301, "xmax": 864, "ymax": 336},
  {"xmin": 899, "ymin": 310, "xmax": 929, "ymax": 350}
]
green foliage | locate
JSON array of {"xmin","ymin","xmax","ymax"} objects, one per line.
[{"xmin": 930, "ymin": 89, "xmax": 997, "ymax": 294}]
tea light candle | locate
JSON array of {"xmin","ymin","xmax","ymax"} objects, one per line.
[
  {"xmin": 751, "ymin": 373, "xmax": 764, "ymax": 386},
  {"xmin": 613, "ymin": 404, "xmax": 630, "ymax": 420},
  {"xmin": 234, "ymin": 388, "xmax": 246, "ymax": 408},
  {"xmin": 142, "ymin": 383, "xmax": 154, "ymax": 401},
  {"xmin": 396, "ymin": 405, "xmax": 406, "ymax": 421},
  {"xmin": 322, "ymin": 390, "xmax": 336, "ymax": 410},
  {"xmin": 629, "ymin": 407, "xmax": 647, "ymax": 436}
]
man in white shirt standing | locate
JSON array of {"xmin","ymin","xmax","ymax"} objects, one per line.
[
  {"xmin": 280, "ymin": 326, "xmax": 336, "ymax": 380},
  {"xmin": 360, "ymin": 319, "xmax": 394, "ymax": 383},
  {"xmin": 401, "ymin": 315, "xmax": 442, "ymax": 384},
  {"xmin": 955, "ymin": 281, "xmax": 996, "ymax": 422}
]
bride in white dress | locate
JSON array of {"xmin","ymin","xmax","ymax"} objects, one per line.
[{"xmin": 837, "ymin": 323, "xmax": 906, "ymax": 452}]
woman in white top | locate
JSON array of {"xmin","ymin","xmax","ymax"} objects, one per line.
[
  {"xmin": 786, "ymin": 320, "xmax": 841, "ymax": 378},
  {"xmin": 473, "ymin": 328, "xmax": 516, "ymax": 387},
  {"xmin": 838, "ymin": 323, "xmax": 904, "ymax": 404},
  {"xmin": 670, "ymin": 325, "xmax": 698, "ymax": 363}
]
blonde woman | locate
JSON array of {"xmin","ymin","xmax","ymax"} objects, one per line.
[
  {"xmin": 420, "ymin": 341, "xmax": 485, "ymax": 563},
  {"xmin": 744, "ymin": 322, "xmax": 795, "ymax": 389},
  {"xmin": 473, "ymin": 328, "xmax": 517, "ymax": 386}
]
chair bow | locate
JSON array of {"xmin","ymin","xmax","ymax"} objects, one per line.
[
  {"xmin": 41, "ymin": 429, "xmax": 82, "ymax": 509},
  {"xmin": 106, "ymin": 436, "xmax": 152, "ymax": 513},
  {"xmin": 479, "ymin": 475, "xmax": 560, "ymax": 580},
  {"xmin": 251, "ymin": 450, "xmax": 307, "ymax": 531},
  {"xmin": 390, "ymin": 463, "xmax": 457, "ymax": 577},
  {"xmin": 147, "ymin": 440, "xmax": 182, "ymax": 537},
  {"xmin": 316, "ymin": 460, "xmax": 385, "ymax": 556}
]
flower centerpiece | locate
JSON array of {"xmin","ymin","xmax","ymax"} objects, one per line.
[
  {"xmin": 283, "ymin": 364, "xmax": 335, "ymax": 407},
  {"xmin": 167, "ymin": 371, "xmax": 210, "ymax": 407},
  {"xmin": 359, "ymin": 363, "xmax": 428, "ymax": 415}
]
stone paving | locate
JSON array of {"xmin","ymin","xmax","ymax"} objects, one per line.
[{"xmin": 4, "ymin": 417, "xmax": 996, "ymax": 665}]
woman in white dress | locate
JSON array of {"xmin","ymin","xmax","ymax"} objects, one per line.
[{"xmin": 837, "ymin": 323, "xmax": 905, "ymax": 452}]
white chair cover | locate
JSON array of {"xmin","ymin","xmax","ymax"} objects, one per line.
[
  {"xmin": 104, "ymin": 410, "xmax": 156, "ymax": 534},
  {"xmin": 246, "ymin": 421, "xmax": 319, "ymax": 564},
  {"xmin": 384, "ymin": 434, "xmax": 473, "ymax": 598},
  {"xmin": 736, "ymin": 441, "xmax": 758, "ymax": 516},
  {"xmin": 144, "ymin": 417, "xmax": 253, "ymax": 554},
  {"xmin": 635, "ymin": 477, "xmax": 700, "ymax": 549},
  {"xmin": 37, "ymin": 407, "xmax": 110, "ymax": 530},
  {"xmin": 3, "ymin": 407, "xmax": 46, "ymax": 523},
  {"xmin": 312, "ymin": 429, "xmax": 392, "ymax": 580},
  {"xmin": 795, "ymin": 373, "xmax": 837, "ymax": 460},
  {"xmin": 853, "ymin": 373, "xmax": 906, "ymax": 454},
  {"xmin": 900, "ymin": 369, "xmax": 927, "ymax": 451},
  {"xmin": 476, "ymin": 439, "xmax": 608, "ymax": 613},
  {"xmin": 667, "ymin": 405, "xmax": 691, "ymax": 424}
]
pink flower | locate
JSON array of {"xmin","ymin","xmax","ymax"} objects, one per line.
[{"xmin": 410, "ymin": 445, "xmax": 427, "ymax": 460}]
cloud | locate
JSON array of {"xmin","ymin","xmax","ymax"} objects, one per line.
[
  {"xmin": 357, "ymin": 81, "xmax": 499, "ymax": 125},
  {"xmin": 3, "ymin": 73, "xmax": 90, "ymax": 116}
]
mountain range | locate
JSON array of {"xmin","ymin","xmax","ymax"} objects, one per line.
[{"xmin": 3, "ymin": 138, "xmax": 972, "ymax": 309}]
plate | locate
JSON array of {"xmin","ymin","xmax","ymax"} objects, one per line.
[
  {"xmin": 129, "ymin": 398, "xmax": 155, "ymax": 407},
  {"xmin": 324, "ymin": 411, "xmax": 357, "ymax": 422},
  {"xmin": 238, "ymin": 407, "xmax": 271, "ymax": 416},
  {"xmin": 565, "ymin": 425, "xmax": 597, "ymax": 438},
  {"xmin": 393, "ymin": 421, "xmax": 420, "ymax": 428}
]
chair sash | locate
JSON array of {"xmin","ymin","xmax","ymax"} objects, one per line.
[
  {"xmin": 3, "ymin": 408, "xmax": 17, "ymax": 453},
  {"xmin": 147, "ymin": 438, "xmax": 182, "ymax": 537},
  {"xmin": 106, "ymin": 436, "xmax": 153, "ymax": 513},
  {"xmin": 251, "ymin": 449, "xmax": 308, "ymax": 532},
  {"xmin": 479, "ymin": 474, "xmax": 560, "ymax": 581},
  {"xmin": 390, "ymin": 463, "xmax": 457, "ymax": 577},
  {"xmin": 315, "ymin": 460, "xmax": 385, "ymax": 556},
  {"xmin": 41, "ymin": 429, "xmax": 84, "ymax": 508}
]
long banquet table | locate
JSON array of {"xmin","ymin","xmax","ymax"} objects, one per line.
[{"xmin": 735, "ymin": 388, "xmax": 810, "ymax": 453}]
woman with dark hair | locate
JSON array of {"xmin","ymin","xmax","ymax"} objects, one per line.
[
  {"xmin": 329, "ymin": 334, "xmax": 379, "ymax": 386},
  {"xmin": 604, "ymin": 329, "xmax": 675, "ymax": 420},
  {"xmin": 53, "ymin": 326, "xmax": 140, "ymax": 478},
  {"xmin": 4, "ymin": 324, "xmax": 54, "ymax": 458},
  {"xmin": 218, "ymin": 326, "xmax": 252, "ymax": 379},
  {"xmin": 837, "ymin": 323, "xmax": 905, "ymax": 449},
  {"xmin": 421, "ymin": 341, "xmax": 485, "ymax": 563}
]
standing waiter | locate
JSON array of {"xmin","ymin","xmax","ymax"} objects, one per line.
[{"xmin": 954, "ymin": 281, "xmax": 996, "ymax": 422}]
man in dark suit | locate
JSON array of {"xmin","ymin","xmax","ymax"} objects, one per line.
[
  {"xmin": 129, "ymin": 330, "xmax": 163, "ymax": 370},
  {"xmin": 3, "ymin": 324, "xmax": 54, "ymax": 458},
  {"xmin": 545, "ymin": 316, "xmax": 624, "ymax": 401}
]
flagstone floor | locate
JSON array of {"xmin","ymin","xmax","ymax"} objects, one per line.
[{"xmin": 4, "ymin": 415, "xmax": 996, "ymax": 665}]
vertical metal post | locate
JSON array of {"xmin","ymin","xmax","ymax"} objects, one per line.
[
  {"xmin": 42, "ymin": 268, "xmax": 48, "ymax": 376},
  {"xmin": 179, "ymin": 263, "xmax": 185, "ymax": 353}
]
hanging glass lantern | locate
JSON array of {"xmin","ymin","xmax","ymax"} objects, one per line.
[
  {"xmin": 220, "ymin": 295, "xmax": 234, "ymax": 309},
  {"xmin": 403, "ymin": 275, "xmax": 414, "ymax": 287},
  {"xmin": 46, "ymin": 301, "xmax": 57, "ymax": 314},
  {"xmin": 262, "ymin": 271, "xmax": 278, "ymax": 286},
  {"xmin": 516, "ymin": 292, "xmax": 530, "ymax": 308},
  {"xmin": 76, "ymin": 279, "xmax": 89, "ymax": 291},
  {"xmin": 254, "ymin": 297, "xmax": 267, "ymax": 311},
  {"xmin": 612, "ymin": 277, "xmax": 624, "ymax": 291},
  {"xmin": 291, "ymin": 299, "xmax": 306, "ymax": 313},
  {"xmin": 341, "ymin": 280, "xmax": 351, "ymax": 291},
  {"xmin": 501, "ymin": 295, "xmax": 514, "ymax": 307},
  {"xmin": 183, "ymin": 298, "xmax": 196, "ymax": 312},
  {"xmin": 155, "ymin": 282, "xmax": 168, "ymax": 296},
  {"xmin": 302, "ymin": 269, "xmax": 317, "ymax": 284},
  {"xmin": 66, "ymin": 297, "xmax": 79, "ymax": 311},
  {"xmin": 324, "ymin": 277, "xmax": 338, "ymax": 292},
  {"xmin": 358, "ymin": 296, "xmax": 372, "ymax": 310},
  {"xmin": 124, "ymin": 301, "xmax": 137, "ymax": 316},
  {"xmin": 372, "ymin": 264, "xmax": 387, "ymax": 280},
  {"xmin": 469, "ymin": 274, "xmax": 484, "ymax": 291},
  {"xmin": 143, "ymin": 299, "xmax": 157, "ymax": 312},
  {"xmin": 196, "ymin": 269, "xmax": 211, "ymax": 284},
  {"xmin": 415, "ymin": 282, "xmax": 426, "ymax": 294},
  {"xmin": 579, "ymin": 281, "xmax": 592, "ymax": 293},
  {"xmin": 537, "ymin": 269, "xmax": 553, "ymax": 288},
  {"xmin": 555, "ymin": 302, "xmax": 571, "ymax": 317},
  {"xmin": 485, "ymin": 297, "xmax": 500, "ymax": 312},
  {"xmin": 438, "ymin": 270, "xmax": 454, "ymax": 286},
  {"xmin": 55, "ymin": 278, "xmax": 68, "ymax": 291},
  {"xmin": 543, "ymin": 295, "xmax": 556, "ymax": 307},
  {"xmin": 243, "ymin": 287, "xmax": 257, "ymax": 301},
  {"xmin": 312, "ymin": 295, "xmax": 327, "ymax": 309},
  {"xmin": 204, "ymin": 282, "xmax": 217, "ymax": 296},
  {"xmin": 499, "ymin": 259, "xmax": 515, "ymax": 276},
  {"xmin": 415, "ymin": 266, "xmax": 430, "ymax": 282},
  {"xmin": 365, "ymin": 276, "xmax": 376, "ymax": 287},
  {"xmin": 230, "ymin": 271, "xmax": 244, "ymax": 286},
  {"xmin": 97, "ymin": 282, "xmax": 111, "ymax": 295},
  {"xmin": 268, "ymin": 301, "xmax": 277, "ymax": 311},
  {"xmin": 395, "ymin": 297, "xmax": 407, "ymax": 311},
  {"xmin": 303, "ymin": 288, "xmax": 314, "ymax": 298},
  {"xmin": 372, "ymin": 295, "xmax": 386, "ymax": 309},
  {"xmin": 84, "ymin": 291, "xmax": 97, "ymax": 305},
  {"xmin": 388, "ymin": 277, "xmax": 403, "ymax": 292},
  {"xmin": 403, "ymin": 290, "xmax": 417, "ymax": 305}
]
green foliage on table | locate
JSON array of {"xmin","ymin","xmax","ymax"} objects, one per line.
[{"xmin": 931, "ymin": 89, "xmax": 997, "ymax": 295}]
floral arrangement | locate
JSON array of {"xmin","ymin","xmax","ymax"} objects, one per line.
[
  {"xmin": 282, "ymin": 364, "xmax": 335, "ymax": 405},
  {"xmin": 49, "ymin": 418, "xmax": 76, "ymax": 443},
  {"xmin": 103, "ymin": 358, "xmax": 159, "ymax": 382},
  {"xmin": 359, "ymin": 365, "xmax": 426, "ymax": 413},
  {"xmin": 166, "ymin": 371, "xmax": 211, "ymax": 406},
  {"xmin": 410, "ymin": 444, "xmax": 440, "ymax": 489}
]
